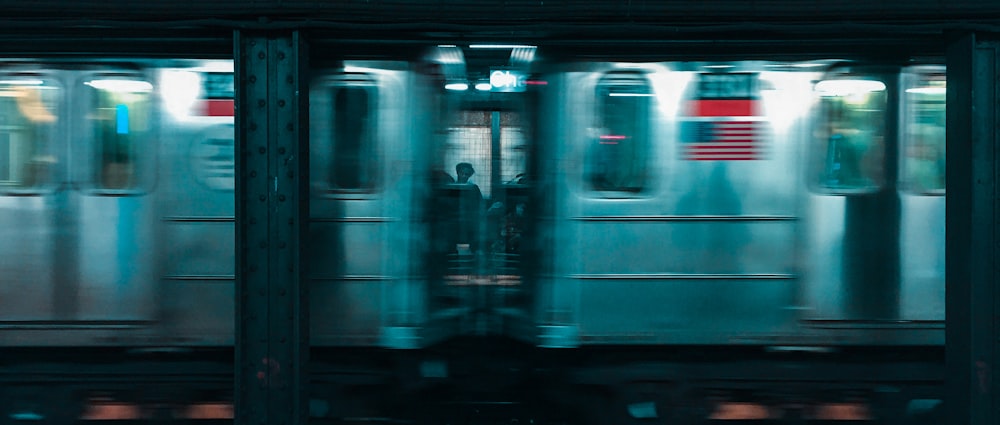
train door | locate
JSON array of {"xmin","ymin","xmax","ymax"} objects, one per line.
[
  {"xmin": 309, "ymin": 62, "xmax": 436, "ymax": 348},
  {"xmin": 71, "ymin": 69, "xmax": 160, "ymax": 326},
  {"xmin": 804, "ymin": 65, "xmax": 945, "ymax": 344},
  {"xmin": 897, "ymin": 66, "xmax": 945, "ymax": 323},
  {"xmin": 0, "ymin": 71, "xmax": 65, "ymax": 325}
]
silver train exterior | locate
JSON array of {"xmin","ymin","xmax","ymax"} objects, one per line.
[
  {"xmin": 0, "ymin": 60, "xmax": 237, "ymax": 346},
  {"xmin": 0, "ymin": 57, "xmax": 945, "ymax": 350},
  {"xmin": 0, "ymin": 58, "xmax": 467, "ymax": 349},
  {"xmin": 513, "ymin": 60, "xmax": 945, "ymax": 348}
]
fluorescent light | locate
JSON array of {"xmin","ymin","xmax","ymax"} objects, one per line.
[
  {"xmin": 191, "ymin": 60, "xmax": 233, "ymax": 73},
  {"xmin": 342, "ymin": 65, "xmax": 385, "ymax": 74},
  {"xmin": 0, "ymin": 79, "xmax": 43, "ymax": 85},
  {"xmin": 791, "ymin": 62, "xmax": 828, "ymax": 68},
  {"xmin": 814, "ymin": 79, "xmax": 885, "ymax": 96},
  {"xmin": 85, "ymin": 79, "xmax": 153, "ymax": 93},
  {"xmin": 609, "ymin": 93, "xmax": 653, "ymax": 97},
  {"xmin": 906, "ymin": 87, "xmax": 946, "ymax": 95},
  {"xmin": 445, "ymin": 82, "xmax": 469, "ymax": 91},
  {"xmin": 475, "ymin": 82, "xmax": 492, "ymax": 91},
  {"xmin": 469, "ymin": 44, "xmax": 536, "ymax": 49}
]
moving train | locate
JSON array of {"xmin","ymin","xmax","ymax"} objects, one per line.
[{"xmin": 0, "ymin": 49, "xmax": 945, "ymax": 420}]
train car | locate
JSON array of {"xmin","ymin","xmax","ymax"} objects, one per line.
[
  {"xmin": 0, "ymin": 60, "xmax": 185, "ymax": 347},
  {"xmin": 508, "ymin": 59, "xmax": 945, "ymax": 348}
]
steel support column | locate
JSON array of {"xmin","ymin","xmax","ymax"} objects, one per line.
[
  {"xmin": 946, "ymin": 32, "xmax": 1000, "ymax": 425},
  {"xmin": 235, "ymin": 31, "xmax": 310, "ymax": 425}
]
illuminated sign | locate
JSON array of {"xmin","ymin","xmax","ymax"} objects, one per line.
[{"xmin": 489, "ymin": 69, "xmax": 526, "ymax": 93}]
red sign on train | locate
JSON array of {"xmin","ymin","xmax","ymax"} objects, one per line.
[
  {"xmin": 197, "ymin": 72, "xmax": 234, "ymax": 117},
  {"xmin": 679, "ymin": 73, "xmax": 767, "ymax": 161}
]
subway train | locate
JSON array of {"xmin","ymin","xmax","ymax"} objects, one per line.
[{"xmin": 0, "ymin": 50, "xmax": 945, "ymax": 420}]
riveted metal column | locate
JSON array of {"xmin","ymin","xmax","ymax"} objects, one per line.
[
  {"xmin": 235, "ymin": 31, "xmax": 310, "ymax": 425},
  {"xmin": 946, "ymin": 32, "xmax": 999, "ymax": 425}
]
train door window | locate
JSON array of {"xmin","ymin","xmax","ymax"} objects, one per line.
[
  {"xmin": 326, "ymin": 76, "xmax": 377, "ymax": 192},
  {"xmin": 588, "ymin": 72, "xmax": 651, "ymax": 194},
  {"xmin": 84, "ymin": 75, "xmax": 154, "ymax": 192},
  {"xmin": 899, "ymin": 67, "xmax": 945, "ymax": 194},
  {"xmin": 812, "ymin": 74, "xmax": 887, "ymax": 192},
  {"xmin": 0, "ymin": 76, "xmax": 60, "ymax": 192}
]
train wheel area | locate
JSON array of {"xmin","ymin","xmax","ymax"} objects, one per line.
[{"xmin": 0, "ymin": 340, "xmax": 943, "ymax": 424}]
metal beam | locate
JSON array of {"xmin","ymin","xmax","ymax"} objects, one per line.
[
  {"xmin": 946, "ymin": 32, "xmax": 999, "ymax": 425},
  {"xmin": 235, "ymin": 31, "xmax": 310, "ymax": 425}
]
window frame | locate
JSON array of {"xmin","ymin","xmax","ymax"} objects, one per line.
[
  {"xmin": 809, "ymin": 71, "xmax": 890, "ymax": 195},
  {"xmin": 79, "ymin": 71, "xmax": 157, "ymax": 196},
  {"xmin": 312, "ymin": 72, "xmax": 381, "ymax": 196},
  {"xmin": 585, "ymin": 70, "xmax": 654, "ymax": 197},
  {"xmin": 0, "ymin": 72, "xmax": 63, "ymax": 196}
]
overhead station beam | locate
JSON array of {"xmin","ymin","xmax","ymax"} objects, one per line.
[
  {"xmin": 946, "ymin": 32, "xmax": 1000, "ymax": 425},
  {"xmin": 235, "ymin": 31, "xmax": 310, "ymax": 425}
]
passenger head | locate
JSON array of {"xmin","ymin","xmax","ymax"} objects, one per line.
[{"xmin": 456, "ymin": 162, "xmax": 475, "ymax": 183}]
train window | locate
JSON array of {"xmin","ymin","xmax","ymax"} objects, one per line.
[
  {"xmin": 329, "ymin": 82, "xmax": 377, "ymax": 191},
  {"xmin": 588, "ymin": 72, "xmax": 651, "ymax": 193},
  {"xmin": 900, "ymin": 68, "xmax": 945, "ymax": 194},
  {"xmin": 812, "ymin": 76, "xmax": 887, "ymax": 192},
  {"xmin": 85, "ymin": 76, "xmax": 154, "ymax": 191},
  {"xmin": 0, "ymin": 77, "xmax": 60, "ymax": 192}
]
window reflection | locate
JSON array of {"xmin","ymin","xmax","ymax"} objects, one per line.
[
  {"xmin": 330, "ymin": 85, "xmax": 376, "ymax": 190},
  {"xmin": 86, "ymin": 78, "xmax": 153, "ymax": 190},
  {"xmin": 0, "ymin": 79, "xmax": 59, "ymax": 190},
  {"xmin": 589, "ymin": 72, "xmax": 651, "ymax": 193},
  {"xmin": 814, "ymin": 77, "xmax": 887, "ymax": 192},
  {"xmin": 901, "ymin": 70, "xmax": 945, "ymax": 193}
]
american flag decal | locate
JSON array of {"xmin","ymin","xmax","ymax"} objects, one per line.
[{"xmin": 680, "ymin": 74, "xmax": 768, "ymax": 161}]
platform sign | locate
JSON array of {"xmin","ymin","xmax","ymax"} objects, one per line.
[
  {"xmin": 490, "ymin": 69, "xmax": 526, "ymax": 92},
  {"xmin": 679, "ymin": 73, "xmax": 768, "ymax": 160}
]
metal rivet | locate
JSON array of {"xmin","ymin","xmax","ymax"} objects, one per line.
[
  {"xmin": 278, "ymin": 195, "xmax": 286, "ymax": 202},
  {"xmin": 278, "ymin": 100, "xmax": 286, "ymax": 107},
  {"xmin": 260, "ymin": 241, "xmax": 267, "ymax": 248},
  {"xmin": 287, "ymin": 171, "xmax": 294, "ymax": 178},
  {"xmin": 250, "ymin": 171, "xmax": 257, "ymax": 178},
  {"xmin": 258, "ymin": 99, "xmax": 266, "ymax": 107},
  {"xmin": 259, "ymin": 147, "xmax": 266, "ymax": 154},
  {"xmin": 259, "ymin": 195, "xmax": 266, "ymax": 202},
  {"xmin": 249, "ymin": 75, "xmax": 257, "ymax": 83},
  {"xmin": 249, "ymin": 123, "xmax": 257, "ymax": 131},
  {"xmin": 277, "ymin": 52, "xmax": 285, "ymax": 60},
  {"xmin": 278, "ymin": 147, "xmax": 286, "ymax": 154},
  {"xmin": 287, "ymin": 123, "xmax": 294, "ymax": 131},
  {"xmin": 286, "ymin": 75, "xmax": 294, "ymax": 84},
  {"xmin": 258, "ymin": 51, "xmax": 266, "ymax": 59}
]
